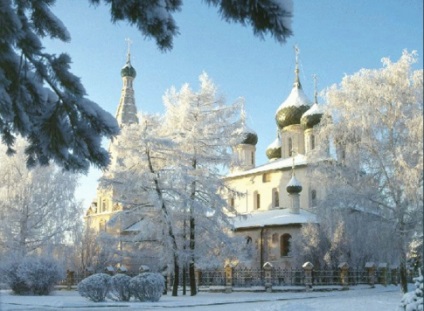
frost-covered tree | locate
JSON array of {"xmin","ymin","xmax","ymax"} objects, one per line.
[
  {"xmin": 101, "ymin": 73, "xmax": 241, "ymax": 296},
  {"xmin": 0, "ymin": 137, "xmax": 83, "ymax": 256},
  {"xmin": 1, "ymin": 0, "xmax": 292, "ymax": 171},
  {"xmin": 101, "ymin": 114, "xmax": 182, "ymax": 296},
  {"xmin": 310, "ymin": 50, "xmax": 423, "ymax": 292},
  {"xmin": 162, "ymin": 73, "xmax": 240, "ymax": 295}
]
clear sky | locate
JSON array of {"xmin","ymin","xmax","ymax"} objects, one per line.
[{"xmin": 43, "ymin": 0, "xmax": 423, "ymax": 207}]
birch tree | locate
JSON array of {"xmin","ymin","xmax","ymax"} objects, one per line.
[{"xmin": 310, "ymin": 50, "xmax": 423, "ymax": 292}]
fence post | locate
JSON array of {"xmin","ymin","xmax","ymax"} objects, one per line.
[
  {"xmin": 225, "ymin": 264, "xmax": 233, "ymax": 293},
  {"xmin": 302, "ymin": 262, "xmax": 314, "ymax": 291},
  {"xmin": 365, "ymin": 262, "xmax": 376, "ymax": 288},
  {"xmin": 338, "ymin": 262, "xmax": 349, "ymax": 290},
  {"xmin": 390, "ymin": 265, "xmax": 398, "ymax": 285},
  {"xmin": 263, "ymin": 262, "xmax": 273, "ymax": 293},
  {"xmin": 66, "ymin": 270, "xmax": 75, "ymax": 290},
  {"xmin": 378, "ymin": 263, "xmax": 388, "ymax": 286}
]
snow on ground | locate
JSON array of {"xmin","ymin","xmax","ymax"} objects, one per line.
[{"xmin": 0, "ymin": 285, "xmax": 404, "ymax": 311}]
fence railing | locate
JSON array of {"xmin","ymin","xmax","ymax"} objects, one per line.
[{"xmin": 59, "ymin": 264, "xmax": 417, "ymax": 292}]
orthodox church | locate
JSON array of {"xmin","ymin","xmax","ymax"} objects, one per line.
[
  {"xmin": 85, "ymin": 47, "xmax": 325, "ymax": 271},
  {"xmin": 225, "ymin": 48, "xmax": 324, "ymax": 269}
]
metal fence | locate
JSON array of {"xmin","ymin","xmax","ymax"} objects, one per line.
[{"xmin": 59, "ymin": 266, "xmax": 415, "ymax": 288}]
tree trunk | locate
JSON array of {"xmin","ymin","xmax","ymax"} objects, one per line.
[
  {"xmin": 189, "ymin": 215, "xmax": 197, "ymax": 295},
  {"xmin": 399, "ymin": 254, "xmax": 408, "ymax": 293},
  {"xmin": 172, "ymin": 257, "xmax": 179, "ymax": 296}
]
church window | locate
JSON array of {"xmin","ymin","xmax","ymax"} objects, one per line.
[
  {"xmin": 229, "ymin": 197, "xmax": 235, "ymax": 208},
  {"xmin": 262, "ymin": 173, "xmax": 271, "ymax": 183},
  {"xmin": 251, "ymin": 152, "xmax": 255, "ymax": 165},
  {"xmin": 272, "ymin": 188, "xmax": 279, "ymax": 208},
  {"xmin": 288, "ymin": 138, "xmax": 293, "ymax": 156},
  {"xmin": 99, "ymin": 219, "xmax": 107, "ymax": 232},
  {"xmin": 280, "ymin": 233, "xmax": 292, "ymax": 257},
  {"xmin": 102, "ymin": 200, "xmax": 107, "ymax": 213},
  {"xmin": 311, "ymin": 190, "xmax": 317, "ymax": 207},
  {"xmin": 253, "ymin": 191, "xmax": 260, "ymax": 210},
  {"xmin": 311, "ymin": 135, "xmax": 315, "ymax": 150}
]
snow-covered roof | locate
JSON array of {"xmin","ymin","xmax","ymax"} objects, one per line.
[
  {"xmin": 276, "ymin": 87, "xmax": 312, "ymax": 112},
  {"xmin": 267, "ymin": 137, "xmax": 281, "ymax": 149},
  {"xmin": 287, "ymin": 175, "xmax": 302, "ymax": 187},
  {"xmin": 302, "ymin": 103, "xmax": 324, "ymax": 117},
  {"xmin": 232, "ymin": 208, "xmax": 317, "ymax": 229},
  {"xmin": 226, "ymin": 154, "xmax": 308, "ymax": 179}
]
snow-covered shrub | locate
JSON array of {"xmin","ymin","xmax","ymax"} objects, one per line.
[
  {"xmin": 399, "ymin": 274, "xmax": 423, "ymax": 311},
  {"xmin": 109, "ymin": 273, "xmax": 132, "ymax": 301},
  {"xmin": 130, "ymin": 272, "xmax": 165, "ymax": 302},
  {"xmin": 1, "ymin": 256, "xmax": 64, "ymax": 295},
  {"xmin": 77, "ymin": 273, "xmax": 111, "ymax": 302}
]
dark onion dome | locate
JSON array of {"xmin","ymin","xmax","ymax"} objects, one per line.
[
  {"xmin": 275, "ymin": 83, "xmax": 312, "ymax": 129},
  {"xmin": 121, "ymin": 61, "xmax": 136, "ymax": 78},
  {"xmin": 286, "ymin": 175, "xmax": 302, "ymax": 194},
  {"xmin": 233, "ymin": 122, "xmax": 258, "ymax": 146},
  {"xmin": 266, "ymin": 138, "xmax": 281, "ymax": 159},
  {"xmin": 301, "ymin": 103, "xmax": 324, "ymax": 129}
]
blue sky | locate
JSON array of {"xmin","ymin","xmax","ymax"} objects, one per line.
[{"xmin": 43, "ymin": 0, "xmax": 423, "ymax": 207}]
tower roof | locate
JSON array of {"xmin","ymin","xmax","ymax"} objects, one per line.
[
  {"xmin": 234, "ymin": 103, "xmax": 258, "ymax": 146},
  {"xmin": 275, "ymin": 46, "xmax": 312, "ymax": 129},
  {"xmin": 115, "ymin": 40, "xmax": 139, "ymax": 126}
]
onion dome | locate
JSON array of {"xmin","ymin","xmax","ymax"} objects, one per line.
[
  {"xmin": 286, "ymin": 174, "xmax": 302, "ymax": 194},
  {"xmin": 275, "ymin": 52, "xmax": 312, "ymax": 129},
  {"xmin": 234, "ymin": 103, "xmax": 258, "ymax": 145},
  {"xmin": 301, "ymin": 103, "xmax": 323, "ymax": 128},
  {"xmin": 301, "ymin": 75, "xmax": 323, "ymax": 128},
  {"xmin": 266, "ymin": 137, "xmax": 281, "ymax": 159},
  {"xmin": 121, "ymin": 61, "xmax": 136, "ymax": 78}
]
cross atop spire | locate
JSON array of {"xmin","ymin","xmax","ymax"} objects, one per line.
[
  {"xmin": 240, "ymin": 101, "xmax": 246, "ymax": 126},
  {"xmin": 313, "ymin": 74, "xmax": 318, "ymax": 104},
  {"xmin": 125, "ymin": 38, "xmax": 133, "ymax": 64},
  {"xmin": 293, "ymin": 45, "xmax": 301, "ymax": 89}
]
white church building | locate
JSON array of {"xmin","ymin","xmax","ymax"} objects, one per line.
[{"xmin": 85, "ymin": 47, "xmax": 325, "ymax": 271}]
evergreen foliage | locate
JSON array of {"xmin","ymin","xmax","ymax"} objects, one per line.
[
  {"xmin": 1, "ymin": 0, "xmax": 292, "ymax": 171},
  {"xmin": 399, "ymin": 273, "xmax": 423, "ymax": 311}
]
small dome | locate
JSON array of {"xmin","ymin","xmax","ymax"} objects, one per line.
[
  {"xmin": 275, "ymin": 87, "xmax": 312, "ymax": 129},
  {"xmin": 121, "ymin": 62, "xmax": 136, "ymax": 78},
  {"xmin": 301, "ymin": 103, "xmax": 323, "ymax": 129},
  {"xmin": 234, "ymin": 124, "xmax": 258, "ymax": 146},
  {"xmin": 266, "ymin": 138, "xmax": 281, "ymax": 159},
  {"xmin": 286, "ymin": 175, "xmax": 302, "ymax": 194}
]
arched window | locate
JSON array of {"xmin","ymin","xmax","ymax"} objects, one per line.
[
  {"xmin": 288, "ymin": 138, "xmax": 293, "ymax": 156},
  {"xmin": 272, "ymin": 188, "xmax": 279, "ymax": 208},
  {"xmin": 251, "ymin": 151, "xmax": 255, "ymax": 165},
  {"xmin": 229, "ymin": 197, "xmax": 235, "ymax": 208},
  {"xmin": 280, "ymin": 234, "xmax": 292, "ymax": 257}
]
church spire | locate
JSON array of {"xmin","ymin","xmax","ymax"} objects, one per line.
[{"xmin": 115, "ymin": 38, "xmax": 138, "ymax": 126}]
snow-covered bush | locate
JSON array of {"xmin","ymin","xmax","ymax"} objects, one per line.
[
  {"xmin": 109, "ymin": 274, "xmax": 132, "ymax": 301},
  {"xmin": 130, "ymin": 272, "xmax": 165, "ymax": 302},
  {"xmin": 1, "ymin": 256, "xmax": 64, "ymax": 295},
  {"xmin": 77, "ymin": 273, "xmax": 111, "ymax": 302},
  {"xmin": 399, "ymin": 274, "xmax": 423, "ymax": 311}
]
